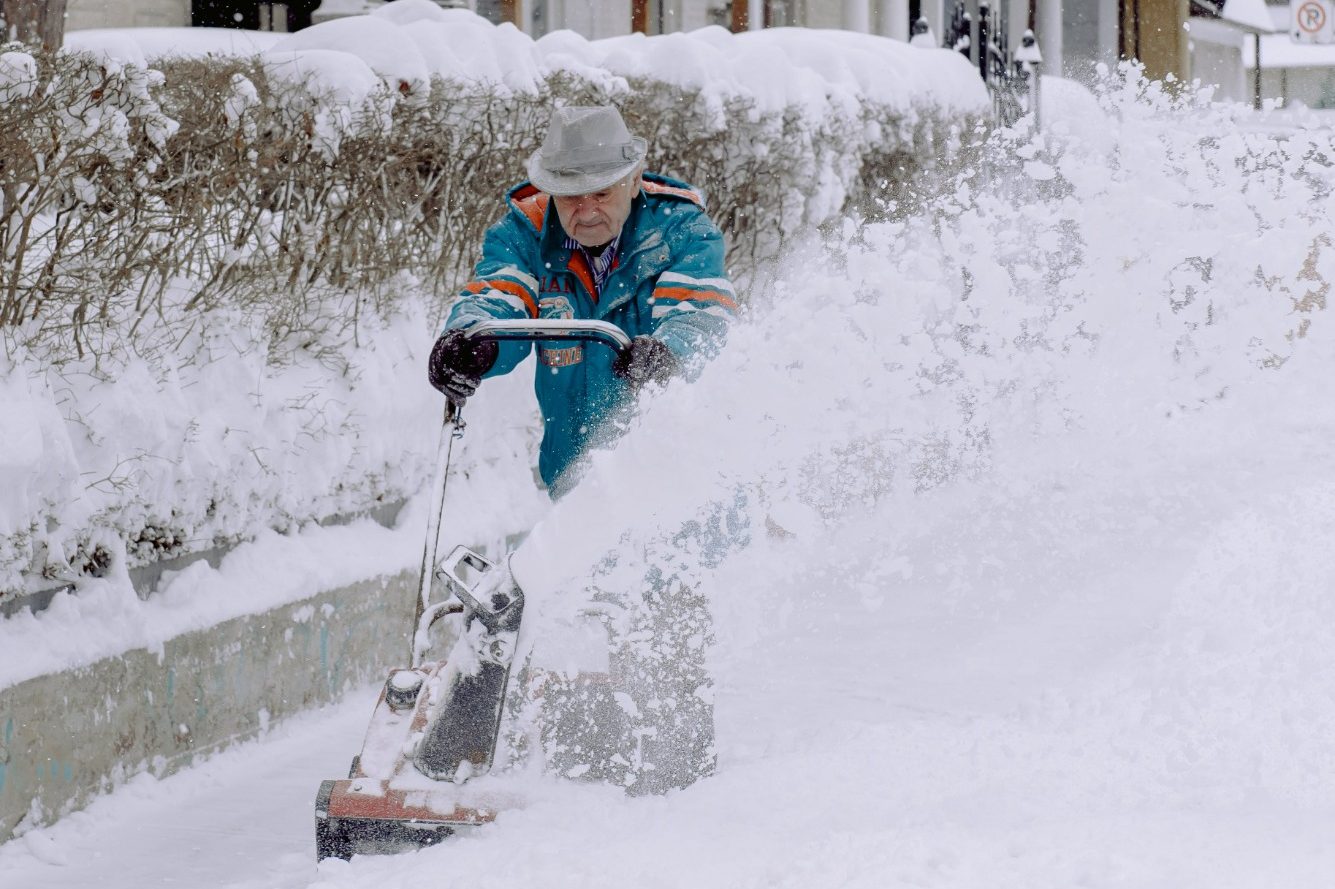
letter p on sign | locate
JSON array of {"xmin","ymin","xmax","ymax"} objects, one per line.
[{"xmin": 1294, "ymin": 0, "xmax": 1334, "ymax": 43}]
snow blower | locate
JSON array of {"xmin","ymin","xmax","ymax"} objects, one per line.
[{"xmin": 315, "ymin": 319, "xmax": 632, "ymax": 861}]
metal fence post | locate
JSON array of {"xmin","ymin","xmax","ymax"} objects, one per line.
[
  {"xmin": 1015, "ymin": 27, "xmax": 1043, "ymax": 130},
  {"xmin": 945, "ymin": 0, "xmax": 1041, "ymax": 131}
]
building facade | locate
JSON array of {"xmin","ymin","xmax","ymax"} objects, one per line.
[
  {"xmin": 1189, "ymin": 0, "xmax": 1335, "ymax": 109},
  {"xmin": 67, "ymin": 0, "xmax": 190, "ymax": 29},
  {"xmin": 65, "ymin": 0, "xmax": 319, "ymax": 31}
]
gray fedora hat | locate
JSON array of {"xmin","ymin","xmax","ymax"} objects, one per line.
[{"xmin": 526, "ymin": 106, "xmax": 648, "ymax": 196}]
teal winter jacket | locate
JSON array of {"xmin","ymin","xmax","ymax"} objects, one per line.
[{"xmin": 442, "ymin": 172, "xmax": 736, "ymax": 495}]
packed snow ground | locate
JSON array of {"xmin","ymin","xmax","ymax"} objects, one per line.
[{"xmin": 8, "ymin": 50, "xmax": 1335, "ymax": 889}]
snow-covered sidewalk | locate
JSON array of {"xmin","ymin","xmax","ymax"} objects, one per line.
[
  {"xmin": 6, "ymin": 412, "xmax": 1335, "ymax": 889},
  {"xmin": 0, "ymin": 689, "xmax": 374, "ymax": 888}
]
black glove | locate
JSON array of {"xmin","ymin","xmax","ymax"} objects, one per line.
[
  {"xmin": 427, "ymin": 328, "xmax": 499, "ymax": 406},
  {"xmin": 613, "ymin": 335, "xmax": 680, "ymax": 390}
]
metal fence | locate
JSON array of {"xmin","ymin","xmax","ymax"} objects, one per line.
[{"xmin": 941, "ymin": 0, "xmax": 1043, "ymax": 128}]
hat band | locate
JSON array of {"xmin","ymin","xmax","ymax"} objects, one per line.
[{"xmin": 543, "ymin": 142, "xmax": 639, "ymax": 175}]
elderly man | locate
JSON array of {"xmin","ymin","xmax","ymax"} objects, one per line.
[{"xmin": 428, "ymin": 105, "xmax": 736, "ymax": 497}]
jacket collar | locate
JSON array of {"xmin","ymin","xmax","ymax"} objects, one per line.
[{"xmin": 507, "ymin": 178, "xmax": 680, "ymax": 317}]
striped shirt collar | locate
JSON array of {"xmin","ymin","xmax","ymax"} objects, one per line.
[{"xmin": 564, "ymin": 234, "xmax": 620, "ymax": 295}]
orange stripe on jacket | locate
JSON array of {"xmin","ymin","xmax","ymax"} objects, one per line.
[
  {"xmin": 641, "ymin": 180, "xmax": 704, "ymax": 207},
  {"xmin": 464, "ymin": 278, "xmax": 539, "ymax": 317},
  {"xmin": 567, "ymin": 251, "xmax": 598, "ymax": 301},
  {"xmin": 512, "ymin": 189, "xmax": 550, "ymax": 231},
  {"xmin": 651, "ymin": 286, "xmax": 737, "ymax": 310}
]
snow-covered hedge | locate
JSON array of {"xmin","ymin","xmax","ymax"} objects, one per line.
[
  {"xmin": 4, "ymin": 10, "xmax": 985, "ymax": 363},
  {"xmin": 0, "ymin": 6, "xmax": 987, "ymax": 599}
]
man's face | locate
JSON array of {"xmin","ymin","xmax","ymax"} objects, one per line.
[{"xmin": 552, "ymin": 173, "xmax": 640, "ymax": 248}]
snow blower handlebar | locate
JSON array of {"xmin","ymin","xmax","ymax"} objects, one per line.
[
  {"xmin": 464, "ymin": 317, "xmax": 634, "ymax": 354},
  {"xmin": 411, "ymin": 319, "xmax": 632, "ymax": 666}
]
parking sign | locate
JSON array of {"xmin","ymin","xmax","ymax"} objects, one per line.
[{"xmin": 1293, "ymin": 0, "xmax": 1335, "ymax": 43}]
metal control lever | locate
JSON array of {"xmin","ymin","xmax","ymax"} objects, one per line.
[
  {"xmin": 434, "ymin": 545, "xmax": 520, "ymax": 634},
  {"xmin": 465, "ymin": 318, "xmax": 633, "ymax": 355},
  {"xmin": 414, "ymin": 546, "xmax": 525, "ymax": 781}
]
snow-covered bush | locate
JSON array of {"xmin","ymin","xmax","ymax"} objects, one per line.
[
  {"xmin": 0, "ymin": 46, "xmax": 178, "ymax": 361},
  {"xmin": 3, "ymin": 27, "xmax": 982, "ymax": 365}
]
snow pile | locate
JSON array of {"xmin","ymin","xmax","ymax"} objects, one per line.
[
  {"xmin": 261, "ymin": 50, "xmax": 392, "ymax": 156},
  {"xmin": 539, "ymin": 23, "xmax": 984, "ymax": 117},
  {"xmin": 0, "ymin": 49, "xmax": 37, "ymax": 101},
  {"xmin": 269, "ymin": 15, "xmax": 430, "ymax": 103},
  {"xmin": 64, "ymin": 27, "xmax": 284, "ymax": 60},
  {"xmin": 0, "ymin": 295, "xmax": 548, "ymax": 633},
  {"xmin": 66, "ymin": 8, "xmax": 986, "ymax": 121}
]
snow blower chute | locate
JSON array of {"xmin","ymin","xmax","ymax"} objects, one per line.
[{"xmin": 315, "ymin": 319, "xmax": 632, "ymax": 861}]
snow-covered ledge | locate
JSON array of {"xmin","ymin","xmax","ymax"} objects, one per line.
[
  {"xmin": 0, "ymin": 567, "xmax": 414, "ymax": 844},
  {"xmin": 0, "ymin": 439, "xmax": 538, "ymax": 842}
]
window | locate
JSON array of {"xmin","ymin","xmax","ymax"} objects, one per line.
[{"xmin": 476, "ymin": 0, "xmax": 518, "ymax": 25}]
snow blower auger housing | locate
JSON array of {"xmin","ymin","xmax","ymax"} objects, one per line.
[{"xmin": 315, "ymin": 319, "xmax": 632, "ymax": 862}]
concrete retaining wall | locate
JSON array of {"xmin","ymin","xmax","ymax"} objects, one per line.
[
  {"xmin": 0, "ymin": 568, "xmax": 416, "ymax": 843},
  {"xmin": 66, "ymin": 0, "xmax": 190, "ymax": 30}
]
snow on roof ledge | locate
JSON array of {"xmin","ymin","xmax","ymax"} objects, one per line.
[
  {"xmin": 64, "ymin": 27, "xmax": 284, "ymax": 60},
  {"xmin": 1219, "ymin": 0, "xmax": 1280, "ymax": 34}
]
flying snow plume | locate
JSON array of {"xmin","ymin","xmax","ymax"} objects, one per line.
[
  {"xmin": 445, "ymin": 67, "xmax": 1335, "ymax": 886},
  {"xmin": 518, "ymin": 65, "xmax": 1335, "ymax": 640},
  {"xmin": 312, "ymin": 69, "xmax": 1335, "ymax": 888}
]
